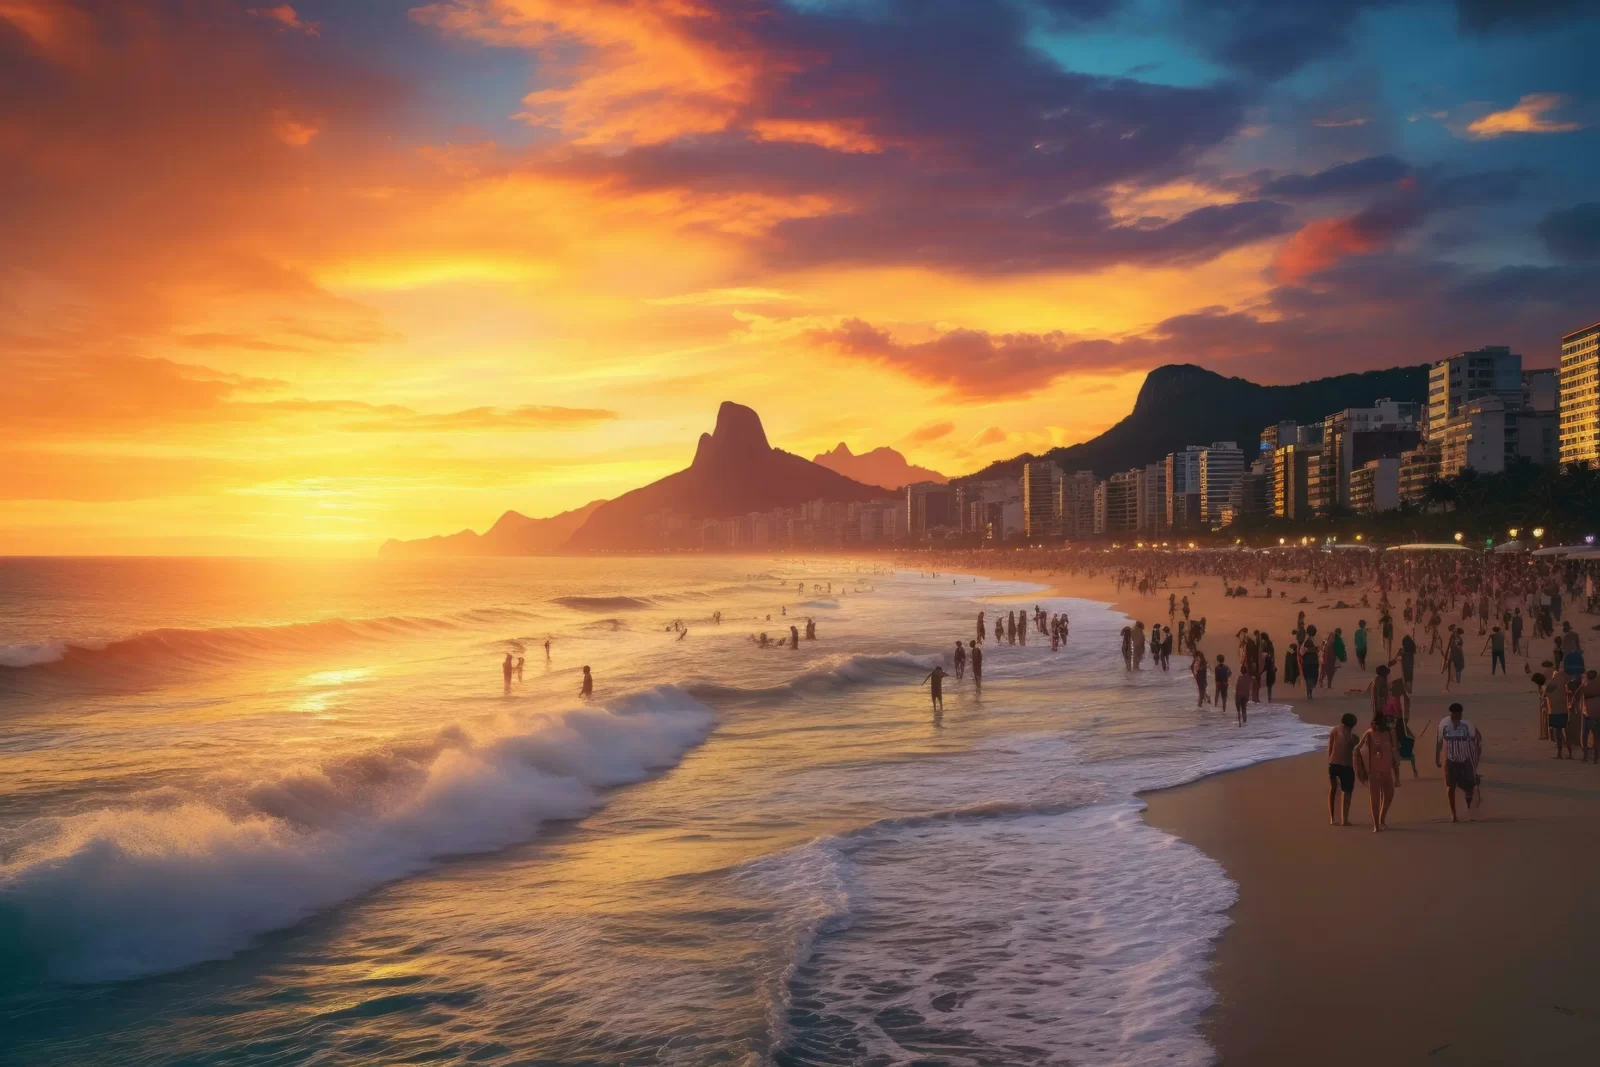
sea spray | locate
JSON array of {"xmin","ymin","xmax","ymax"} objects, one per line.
[{"xmin": 0, "ymin": 686, "xmax": 714, "ymax": 982}]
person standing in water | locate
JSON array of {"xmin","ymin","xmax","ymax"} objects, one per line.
[
  {"xmin": 923, "ymin": 665, "xmax": 949, "ymax": 710},
  {"xmin": 790, "ymin": 625, "xmax": 800, "ymax": 649},
  {"xmin": 579, "ymin": 665, "xmax": 593, "ymax": 700},
  {"xmin": 970, "ymin": 641, "xmax": 982, "ymax": 689},
  {"xmin": 953, "ymin": 641, "xmax": 966, "ymax": 679},
  {"xmin": 544, "ymin": 638, "xmax": 552, "ymax": 661},
  {"xmin": 502, "ymin": 653, "xmax": 515, "ymax": 691},
  {"xmin": 514, "ymin": 656, "xmax": 524, "ymax": 680},
  {"xmin": 977, "ymin": 612, "xmax": 987, "ymax": 643}
]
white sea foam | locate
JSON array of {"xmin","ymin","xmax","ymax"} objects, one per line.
[
  {"xmin": 0, "ymin": 642, "xmax": 67, "ymax": 668},
  {"xmin": 0, "ymin": 686, "xmax": 714, "ymax": 982}
]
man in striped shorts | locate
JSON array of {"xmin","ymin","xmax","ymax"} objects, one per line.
[{"xmin": 1435, "ymin": 702, "xmax": 1483, "ymax": 823}]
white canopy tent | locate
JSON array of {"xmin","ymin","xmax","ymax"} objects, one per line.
[{"xmin": 1386, "ymin": 543, "xmax": 1472, "ymax": 552}]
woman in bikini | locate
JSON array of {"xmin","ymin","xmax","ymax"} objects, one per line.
[{"xmin": 1356, "ymin": 708, "xmax": 1399, "ymax": 832}]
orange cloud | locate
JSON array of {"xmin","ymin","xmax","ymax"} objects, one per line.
[
  {"xmin": 249, "ymin": 4, "xmax": 319, "ymax": 36},
  {"xmin": 1465, "ymin": 93, "xmax": 1580, "ymax": 139},
  {"xmin": 1272, "ymin": 217, "xmax": 1384, "ymax": 281},
  {"xmin": 413, "ymin": 0, "xmax": 764, "ymax": 145},
  {"xmin": 271, "ymin": 109, "xmax": 320, "ymax": 145},
  {"xmin": 750, "ymin": 119, "xmax": 883, "ymax": 154}
]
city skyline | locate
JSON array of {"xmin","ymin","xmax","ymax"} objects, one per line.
[{"xmin": 4, "ymin": 1, "xmax": 1599, "ymax": 554}]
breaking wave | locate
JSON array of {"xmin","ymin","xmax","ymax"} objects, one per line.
[{"xmin": 0, "ymin": 686, "xmax": 715, "ymax": 983}]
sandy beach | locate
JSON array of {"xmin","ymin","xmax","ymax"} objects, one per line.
[{"xmin": 973, "ymin": 563, "xmax": 1600, "ymax": 1065}]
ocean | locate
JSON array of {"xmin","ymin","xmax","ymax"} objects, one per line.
[{"xmin": 0, "ymin": 556, "xmax": 1322, "ymax": 1066}]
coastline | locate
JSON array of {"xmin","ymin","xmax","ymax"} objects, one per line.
[{"xmin": 967, "ymin": 564, "xmax": 1600, "ymax": 1065}]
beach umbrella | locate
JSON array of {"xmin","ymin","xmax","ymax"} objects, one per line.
[{"xmin": 1492, "ymin": 540, "xmax": 1524, "ymax": 553}]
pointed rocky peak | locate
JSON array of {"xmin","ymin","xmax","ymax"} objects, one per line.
[
  {"xmin": 693, "ymin": 402, "xmax": 771, "ymax": 468},
  {"xmin": 713, "ymin": 401, "xmax": 770, "ymax": 451},
  {"xmin": 820, "ymin": 441, "xmax": 854, "ymax": 459}
]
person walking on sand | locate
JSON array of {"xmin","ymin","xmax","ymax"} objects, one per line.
[
  {"xmin": 1388, "ymin": 680, "xmax": 1420, "ymax": 779},
  {"xmin": 579, "ymin": 665, "xmax": 593, "ymax": 700},
  {"xmin": 1436, "ymin": 702, "xmax": 1482, "ymax": 822},
  {"xmin": 1582, "ymin": 669, "xmax": 1600, "ymax": 763},
  {"xmin": 1483, "ymin": 626, "xmax": 1506, "ymax": 675},
  {"xmin": 1354, "ymin": 620, "xmax": 1369, "ymax": 670},
  {"xmin": 923, "ymin": 665, "xmax": 948, "ymax": 710},
  {"xmin": 1356, "ymin": 709, "xmax": 1398, "ymax": 831},
  {"xmin": 1328, "ymin": 712, "xmax": 1359, "ymax": 826}
]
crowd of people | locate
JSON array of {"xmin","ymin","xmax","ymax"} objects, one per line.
[{"xmin": 914, "ymin": 542, "xmax": 1600, "ymax": 831}]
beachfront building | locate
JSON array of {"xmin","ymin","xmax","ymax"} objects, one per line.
[
  {"xmin": 1349, "ymin": 457, "xmax": 1401, "ymax": 514},
  {"xmin": 1164, "ymin": 447, "xmax": 1202, "ymax": 530},
  {"xmin": 1315, "ymin": 400, "xmax": 1421, "ymax": 511},
  {"xmin": 1398, "ymin": 443, "xmax": 1441, "ymax": 504},
  {"xmin": 1092, "ymin": 481, "xmax": 1107, "ymax": 535},
  {"xmin": 1437, "ymin": 395, "xmax": 1558, "ymax": 477},
  {"xmin": 956, "ymin": 478, "xmax": 1021, "ymax": 541},
  {"xmin": 1020, "ymin": 461, "xmax": 1062, "ymax": 539},
  {"xmin": 1197, "ymin": 442, "xmax": 1245, "ymax": 527},
  {"xmin": 1559, "ymin": 320, "xmax": 1600, "ymax": 466},
  {"xmin": 906, "ymin": 481, "xmax": 956, "ymax": 539},
  {"xmin": 1272, "ymin": 442, "xmax": 1321, "ymax": 520},
  {"xmin": 1426, "ymin": 346, "xmax": 1524, "ymax": 441},
  {"xmin": 1104, "ymin": 470, "xmax": 1141, "ymax": 534},
  {"xmin": 1140, "ymin": 463, "xmax": 1166, "ymax": 535},
  {"xmin": 1060, "ymin": 469, "xmax": 1096, "ymax": 539}
]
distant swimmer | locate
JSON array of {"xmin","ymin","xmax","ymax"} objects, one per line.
[
  {"xmin": 923, "ymin": 665, "xmax": 949, "ymax": 710},
  {"xmin": 970, "ymin": 640, "xmax": 982, "ymax": 689},
  {"xmin": 579, "ymin": 665, "xmax": 593, "ymax": 700},
  {"xmin": 678, "ymin": 629, "xmax": 688, "ymax": 641},
  {"xmin": 790, "ymin": 625, "xmax": 800, "ymax": 649}
]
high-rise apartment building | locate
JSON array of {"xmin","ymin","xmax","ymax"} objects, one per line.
[
  {"xmin": 1020, "ymin": 461, "xmax": 1062, "ymax": 539},
  {"xmin": 906, "ymin": 481, "xmax": 955, "ymax": 538},
  {"xmin": 1140, "ymin": 463, "xmax": 1166, "ymax": 534},
  {"xmin": 1426, "ymin": 347, "xmax": 1523, "ymax": 440},
  {"xmin": 1197, "ymin": 442, "xmax": 1244, "ymax": 526},
  {"xmin": 1164, "ymin": 447, "xmax": 1203, "ymax": 528},
  {"xmin": 1350, "ymin": 458, "xmax": 1401, "ymax": 515},
  {"xmin": 1104, "ymin": 470, "xmax": 1141, "ymax": 533},
  {"xmin": 1438, "ymin": 396, "xmax": 1558, "ymax": 477},
  {"xmin": 1059, "ymin": 470, "xmax": 1096, "ymax": 538},
  {"xmin": 1272, "ymin": 443, "xmax": 1321, "ymax": 521},
  {"xmin": 1316, "ymin": 400, "xmax": 1421, "ymax": 511},
  {"xmin": 1559, "ymin": 321, "xmax": 1600, "ymax": 466}
]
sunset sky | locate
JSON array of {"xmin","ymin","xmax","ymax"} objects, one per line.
[{"xmin": 4, "ymin": 0, "xmax": 1598, "ymax": 554}]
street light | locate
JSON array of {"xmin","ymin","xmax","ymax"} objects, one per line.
[
  {"xmin": 1532, "ymin": 526, "xmax": 1546, "ymax": 540},
  {"xmin": 1354, "ymin": 533, "xmax": 1363, "ymax": 541},
  {"xmin": 1278, "ymin": 537, "xmax": 1285, "ymax": 545},
  {"xmin": 1509, "ymin": 527, "xmax": 1520, "ymax": 539},
  {"xmin": 1453, "ymin": 531, "xmax": 1464, "ymax": 542}
]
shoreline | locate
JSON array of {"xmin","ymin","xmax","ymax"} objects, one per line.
[{"xmin": 964, "ymin": 564, "xmax": 1600, "ymax": 1065}]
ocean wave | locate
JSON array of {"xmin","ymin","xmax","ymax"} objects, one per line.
[
  {"xmin": 690, "ymin": 651, "xmax": 940, "ymax": 703},
  {"xmin": 551, "ymin": 595, "xmax": 652, "ymax": 612},
  {"xmin": 0, "ymin": 642, "xmax": 68, "ymax": 668},
  {"xmin": 0, "ymin": 608, "xmax": 552, "ymax": 682},
  {"xmin": 0, "ymin": 686, "xmax": 715, "ymax": 983}
]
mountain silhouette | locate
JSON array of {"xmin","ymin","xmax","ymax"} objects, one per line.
[
  {"xmin": 813, "ymin": 442, "xmax": 947, "ymax": 490},
  {"xmin": 959, "ymin": 362, "xmax": 1431, "ymax": 483},
  {"xmin": 566, "ymin": 402, "xmax": 886, "ymax": 550},
  {"xmin": 379, "ymin": 500, "xmax": 605, "ymax": 558}
]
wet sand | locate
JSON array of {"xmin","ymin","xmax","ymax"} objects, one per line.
[{"xmin": 982, "ymin": 566, "xmax": 1600, "ymax": 1065}]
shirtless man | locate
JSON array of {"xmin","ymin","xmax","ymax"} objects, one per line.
[
  {"xmin": 923, "ymin": 665, "xmax": 949, "ymax": 710},
  {"xmin": 953, "ymin": 641, "xmax": 966, "ymax": 680},
  {"xmin": 969, "ymin": 641, "xmax": 982, "ymax": 690},
  {"xmin": 1327, "ymin": 713, "xmax": 1358, "ymax": 826}
]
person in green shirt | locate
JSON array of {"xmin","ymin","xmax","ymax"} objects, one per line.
[{"xmin": 1354, "ymin": 620, "xmax": 1369, "ymax": 669}]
